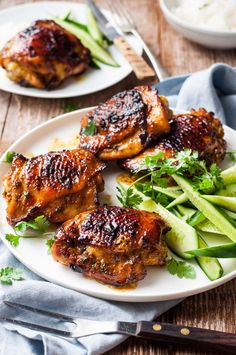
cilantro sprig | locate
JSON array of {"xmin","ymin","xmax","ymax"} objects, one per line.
[
  {"xmin": 167, "ymin": 257, "xmax": 196, "ymax": 279},
  {"xmin": 139, "ymin": 149, "xmax": 224, "ymax": 194},
  {"xmin": 82, "ymin": 119, "xmax": 96, "ymax": 136},
  {"xmin": 14, "ymin": 215, "xmax": 50, "ymax": 234},
  {"xmin": 3, "ymin": 151, "xmax": 16, "ymax": 163},
  {"xmin": 6, "ymin": 215, "xmax": 54, "ymax": 248},
  {"xmin": 116, "ymin": 173, "xmax": 153, "ymax": 208},
  {"xmin": 45, "ymin": 238, "xmax": 55, "ymax": 253},
  {"xmin": 0, "ymin": 266, "xmax": 24, "ymax": 285}
]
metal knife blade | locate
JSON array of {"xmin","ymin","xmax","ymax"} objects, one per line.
[{"xmin": 86, "ymin": 0, "xmax": 121, "ymax": 40}]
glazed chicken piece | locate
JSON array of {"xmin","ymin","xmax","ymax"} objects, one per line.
[
  {"xmin": 3, "ymin": 149, "xmax": 105, "ymax": 226},
  {"xmin": 0, "ymin": 20, "xmax": 90, "ymax": 89},
  {"xmin": 52, "ymin": 205, "xmax": 168, "ymax": 286},
  {"xmin": 79, "ymin": 86, "xmax": 171, "ymax": 160},
  {"xmin": 121, "ymin": 108, "xmax": 226, "ymax": 173}
]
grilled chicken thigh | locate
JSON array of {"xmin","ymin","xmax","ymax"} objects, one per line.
[
  {"xmin": 3, "ymin": 149, "xmax": 105, "ymax": 226},
  {"xmin": 0, "ymin": 20, "xmax": 90, "ymax": 89},
  {"xmin": 79, "ymin": 86, "xmax": 171, "ymax": 160},
  {"xmin": 121, "ymin": 108, "xmax": 226, "ymax": 173},
  {"xmin": 52, "ymin": 206, "xmax": 168, "ymax": 286}
]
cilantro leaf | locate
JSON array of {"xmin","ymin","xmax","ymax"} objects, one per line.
[
  {"xmin": 137, "ymin": 149, "xmax": 224, "ymax": 194},
  {"xmin": 46, "ymin": 238, "xmax": 55, "ymax": 253},
  {"xmin": 116, "ymin": 185, "xmax": 143, "ymax": 208},
  {"xmin": 64, "ymin": 102, "xmax": 79, "ymax": 113},
  {"xmin": 0, "ymin": 266, "xmax": 24, "ymax": 285},
  {"xmin": 167, "ymin": 257, "xmax": 196, "ymax": 279},
  {"xmin": 6, "ymin": 215, "xmax": 53, "ymax": 248},
  {"xmin": 14, "ymin": 215, "xmax": 50, "ymax": 234},
  {"xmin": 5, "ymin": 234, "xmax": 20, "ymax": 247},
  {"xmin": 82, "ymin": 120, "xmax": 96, "ymax": 136},
  {"xmin": 3, "ymin": 151, "xmax": 16, "ymax": 163},
  {"xmin": 34, "ymin": 215, "xmax": 50, "ymax": 233}
]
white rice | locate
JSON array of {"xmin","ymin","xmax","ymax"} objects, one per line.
[{"xmin": 172, "ymin": 0, "xmax": 236, "ymax": 32}]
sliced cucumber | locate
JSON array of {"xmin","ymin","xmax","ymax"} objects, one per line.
[
  {"xmin": 188, "ymin": 241, "xmax": 236, "ymax": 258},
  {"xmin": 222, "ymin": 209, "xmax": 236, "ymax": 220},
  {"xmin": 55, "ymin": 18, "xmax": 119, "ymax": 67},
  {"xmin": 90, "ymin": 58, "xmax": 101, "ymax": 69},
  {"xmin": 196, "ymin": 219, "xmax": 224, "ymax": 235},
  {"xmin": 140, "ymin": 199, "xmax": 198, "ymax": 259},
  {"xmin": 166, "ymin": 192, "xmax": 188, "ymax": 209},
  {"xmin": 153, "ymin": 185, "xmax": 183, "ymax": 199},
  {"xmin": 170, "ymin": 207, "xmax": 182, "ymax": 219},
  {"xmin": 177, "ymin": 205, "xmax": 197, "ymax": 221},
  {"xmin": 217, "ymin": 183, "xmax": 236, "ymax": 197},
  {"xmin": 173, "ymin": 174, "xmax": 236, "ymax": 242},
  {"xmin": 221, "ymin": 165, "xmax": 236, "ymax": 185},
  {"xmin": 194, "ymin": 235, "xmax": 223, "ymax": 281},
  {"xmin": 188, "ymin": 211, "xmax": 206, "ymax": 226},
  {"xmin": 203, "ymin": 195, "xmax": 236, "ymax": 213},
  {"xmin": 86, "ymin": 6, "xmax": 103, "ymax": 45}
]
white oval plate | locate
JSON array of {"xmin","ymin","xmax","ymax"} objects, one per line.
[
  {"xmin": 0, "ymin": 108, "xmax": 236, "ymax": 302},
  {"xmin": 0, "ymin": 1, "xmax": 142, "ymax": 98}
]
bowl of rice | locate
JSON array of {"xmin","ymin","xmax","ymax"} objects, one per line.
[{"xmin": 160, "ymin": 0, "xmax": 236, "ymax": 49}]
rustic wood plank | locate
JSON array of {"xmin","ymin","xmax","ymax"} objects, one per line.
[{"xmin": 0, "ymin": 1, "xmax": 235, "ymax": 355}]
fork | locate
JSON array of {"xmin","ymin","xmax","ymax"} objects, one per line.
[
  {"xmin": 104, "ymin": 0, "xmax": 169, "ymax": 81},
  {"xmin": 2, "ymin": 300, "xmax": 236, "ymax": 353}
]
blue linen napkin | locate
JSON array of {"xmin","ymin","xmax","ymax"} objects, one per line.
[
  {"xmin": 157, "ymin": 63, "xmax": 236, "ymax": 130},
  {"xmin": 0, "ymin": 63, "xmax": 235, "ymax": 355}
]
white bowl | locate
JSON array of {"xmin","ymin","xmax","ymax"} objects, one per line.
[{"xmin": 160, "ymin": 0, "xmax": 236, "ymax": 49}]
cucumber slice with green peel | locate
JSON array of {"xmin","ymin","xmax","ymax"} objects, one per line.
[
  {"xmin": 170, "ymin": 208, "xmax": 182, "ymax": 219},
  {"xmin": 166, "ymin": 192, "xmax": 188, "ymax": 209},
  {"xmin": 59, "ymin": 15, "xmax": 89, "ymax": 32},
  {"xmin": 193, "ymin": 235, "xmax": 223, "ymax": 281},
  {"xmin": 173, "ymin": 174, "xmax": 236, "ymax": 242},
  {"xmin": 217, "ymin": 183, "xmax": 236, "ymax": 197},
  {"xmin": 177, "ymin": 205, "xmax": 197, "ymax": 221},
  {"xmin": 196, "ymin": 219, "xmax": 224, "ymax": 235},
  {"xmin": 90, "ymin": 58, "xmax": 101, "ymax": 69},
  {"xmin": 55, "ymin": 18, "xmax": 119, "ymax": 67},
  {"xmin": 222, "ymin": 208, "xmax": 236, "ymax": 220},
  {"xmin": 86, "ymin": 6, "xmax": 103, "ymax": 45},
  {"xmin": 202, "ymin": 195, "xmax": 236, "ymax": 213},
  {"xmin": 140, "ymin": 199, "xmax": 198, "ymax": 259},
  {"xmin": 152, "ymin": 185, "xmax": 183, "ymax": 199},
  {"xmin": 188, "ymin": 211, "xmax": 206, "ymax": 226},
  {"xmin": 187, "ymin": 241, "xmax": 236, "ymax": 258},
  {"xmin": 221, "ymin": 165, "xmax": 236, "ymax": 185}
]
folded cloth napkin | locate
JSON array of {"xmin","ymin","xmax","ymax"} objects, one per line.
[
  {"xmin": 157, "ymin": 63, "xmax": 236, "ymax": 129},
  {"xmin": 0, "ymin": 63, "xmax": 235, "ymax": 355}
]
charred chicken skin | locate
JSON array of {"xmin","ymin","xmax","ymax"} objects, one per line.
[
  {"xmin": 0, "ymin": 20, "xmax": 91, "ymax": 89},
  {"xmin": 51, "ymin": 206, "xmax": 168, "ymax": 286},
  {"xmin": 121, "ymin": 108, "xmax": 226, "ymax": 173},
  {"xmin": 3, "ymin": 149, "xmax": 105, "ymax": 226},
  {"xmin": 79, "ymin": 86, "xmax": 171, "ymax": 160}
]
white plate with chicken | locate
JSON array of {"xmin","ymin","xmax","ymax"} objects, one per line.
[
  {"xmin": 0, "ymin": 1, "xmax": 142, "ymax": 98},
  {"xmin": 1, "ymin": 86, "xmax": 236, "ymax": 302}
]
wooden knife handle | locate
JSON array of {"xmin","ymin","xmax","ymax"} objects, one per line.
[
  {"xmin": 136, "ymin": 321, "xmax": 236, "ymax": 353},
  {"xmin": 114, "ymin": 36, "xmax": 155, "ymax": 80}
]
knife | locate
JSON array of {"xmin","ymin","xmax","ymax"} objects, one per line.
[{"xmin": 87, "ymin": 0, "xmax": 155, "ymax": 80}]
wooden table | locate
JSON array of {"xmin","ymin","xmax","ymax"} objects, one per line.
[{"xmin": 0, "ymin": 1, "xmax": 235, "ymax": 354}]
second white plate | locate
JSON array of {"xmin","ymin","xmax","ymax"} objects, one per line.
[{"xmin": 0, "ymin": 1, "xmax": 142, "ymax": 98}]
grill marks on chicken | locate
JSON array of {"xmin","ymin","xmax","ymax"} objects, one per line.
[
  {"xmin": 79, "ymin": 86, "xmax": 171, "ymax": 160},
  {"xmin": 3, "ymin": 149, "xmax": 105, "ymax": 226},
  {"xmin": 0, "ymin": 20, "xmax": 91, "ymax": 89},
  {"xmin": 121, "ymin": 108, "xmax": 226, "ymax": 173},
  {"xmin": 51, "ymin": 206, "xmax": 168, "ymax": 286}
]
